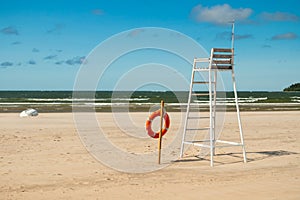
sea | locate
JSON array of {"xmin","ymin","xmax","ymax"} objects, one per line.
[{"xmin": 0, "ymin": 91, "xmax": 299, "ymax": 112}]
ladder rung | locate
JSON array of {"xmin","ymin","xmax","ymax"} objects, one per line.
[
  {"xmin": 183, "ymin": 141, "xmax": 211, "ymax": 148},
  {"xmin": 191, "ymin": 93, "xmax": 211, "ymax": 96},
  {"xmin": 192, "ymin": 81, "xmax": 209, "ymax": 84},
  {"xmin": 193, "ymin": 81, "xmax": 216, "ymax": 84},
  {"xmin": 216, "ymin": 140, "xmax": 242, "ymax": 146},
  {"xmin": 187, "ymin": 116, "xmax": 210, "ymax": 119},
  {"xmin": 213, "ymin": 48, "xmax": 232, "ymax": 53},
  {"xmin": 211, "ymin": 65, "xmax": 232, "ymax": 70},
  {"xmin": 194, "ymin": 58, "xmax": 209, "ymax": 62},
  {"xmin": 190, "ymin": 104, "xmax": 217, "ymax": 106},
  {"xmin": 186, "ymin": 128, "xmax": 210, "ymax": 131},
  {"xmin": 194, "ymin": 66, "xmax": 232, "ymax": 71},
  {"xmin": 193, "ymin": 68, "xmax": 209, "ymax": 71},
  {"xmin": 212, "ymin": 60, "xmax": 232, "ymax": 65},
  {"xmin": 213, "ymin": 54, "xmax": 232, "ymax": 58}
]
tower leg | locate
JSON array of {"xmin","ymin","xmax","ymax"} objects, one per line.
[
  {"xmin": 232, "ymin": 70, "xmax": 247, "ymax": 163},
  {"xmin": 180, "ymin": 69, "xmax": 195, "ymax": 158},
  {"xmin": 212, "ymin": 70, "xmax": 217, "ymax": 156},
  {"xmin": 209, "ymin": 64, "xmax": 214, "ymax": 166}
]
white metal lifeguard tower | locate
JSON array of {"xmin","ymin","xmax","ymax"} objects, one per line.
[{"xmin": 180, "ymin": 22, "xmax": 247, "ymax": 166}]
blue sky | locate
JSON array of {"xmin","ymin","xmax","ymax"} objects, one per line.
[{"xmin": 0, "ymin": 0, "xmax": 299, "ymax": 91}]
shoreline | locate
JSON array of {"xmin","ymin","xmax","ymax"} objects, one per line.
[{"xmin": 1, "ymin": 104, "xmax": 300, "ymax": 113}]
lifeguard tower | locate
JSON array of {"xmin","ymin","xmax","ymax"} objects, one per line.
[{"xmin": 179, "ymin": 22, "xmax": 247, "ymax": 166}]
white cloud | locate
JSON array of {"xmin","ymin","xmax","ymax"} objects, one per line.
[
  {"xmin": 28, "ymin": 60, "xmax": 36, "ymax": 65},
  {"xmin": 0, "ymin": 26, "xmax": 19, "ymax": 35},
  {"xmin": 260, "ymin": 12, "xmax": 299, "ymax": 22},
  {"xmin": 191, "ymin": 4, "xmax": 252, "ymax": 25},
  {"xmin": 235, "ymin": 34, "xmax": 253, "ymax": 40},
  {"xmin": 0, "ymin": 61, "xmax": 14, "ymax": 67},
  {"xmin": 44, "ymin": 55, "xmax": 57, "ymax": 60},
  {"xmin": 271, "ymin": 32, "xmax": 298, "ymax": 40},
  {"xmin": 65, "ymin": 56, "xmax": 86, "ymax": 66}
]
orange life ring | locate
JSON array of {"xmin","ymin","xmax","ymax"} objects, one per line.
[{"xmin": 145, "ymin": 110, "xmax": 170, "ymax": 138}]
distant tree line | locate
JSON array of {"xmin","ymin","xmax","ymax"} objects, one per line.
[{"xmin": 283, "ymin": 83, "xmax": 300, "ymax": 91}]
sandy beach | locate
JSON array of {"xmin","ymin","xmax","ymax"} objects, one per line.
[{"xmin": 1, "ymin": 111, "xmax": 300, "ymax": 199}]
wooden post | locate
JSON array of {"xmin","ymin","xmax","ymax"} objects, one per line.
[{"xmin": 158, "ymin": 100, "xmax": 164, "ymax": 164}]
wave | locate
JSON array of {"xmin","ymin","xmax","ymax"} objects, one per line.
[
  {"xmin": 0, "ymin": 97, "xmax": 150, "ymax": 102},
  {"xmin": 290, "ymin": 96, "xmax": 300, "ymax": 102},
  {"xmin": 1, "ymin": 93, "xmax": 299, "ymax": 106},
  {"xmin": 193, "ymin": 97, "xmax": 268, "ymax": 103}
]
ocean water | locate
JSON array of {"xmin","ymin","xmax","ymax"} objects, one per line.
[{"xmin": 0, "ymin": 91, "xmax": 299, "ymax": 112}]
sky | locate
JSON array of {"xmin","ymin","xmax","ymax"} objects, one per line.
[{"xmin": 0, "ymin": 0, "xmax": 299, "ymax": 91}]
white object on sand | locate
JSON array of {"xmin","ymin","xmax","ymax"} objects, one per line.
[{"xmin": 19, "ymin": 108, "xmax": 39, "ymax": 117}]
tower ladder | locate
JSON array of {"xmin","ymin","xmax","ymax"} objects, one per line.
[{"xmin": 179, "ymin": 47, "xmax": 247, "ymax": 166}]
